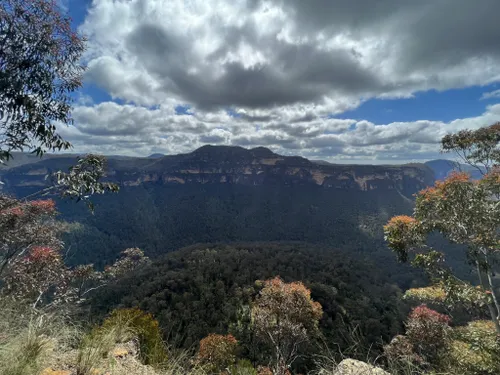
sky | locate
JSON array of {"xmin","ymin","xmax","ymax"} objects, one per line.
[{"xmin": 59, "ymin": 0, "xmax": 500, "ymax": 164}]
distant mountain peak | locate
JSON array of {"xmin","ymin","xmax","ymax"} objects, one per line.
[
  {"xmin": 425, "ymin": 159, "xmax": 484, "ymax": 180},
  {"xmin": 148, "ymin": 153, "xmax": 165, "ymax": 159}
]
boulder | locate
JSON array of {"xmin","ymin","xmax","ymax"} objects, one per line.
[{"xmin": 334, "ymin": 359, "xmax": 390, "ymax": 375}]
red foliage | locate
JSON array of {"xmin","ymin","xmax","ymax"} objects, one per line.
[
  {"xmin": 4, "ymin": 206, "xmax": 23, "ymax": 216},
  {"xmin": 409, "ymin": 304, "xmax": 451, "ymax": 325},
  {"xmin": 29, "ymin": 199, "xmax": 56, "ymax": 213},
  {"xmin": 406, "ymin": 305, "xmax": 451, "ymax": 362},
  {"xmin": 27, "ymin": 246, "xmax": 59, "ymax": 262}
]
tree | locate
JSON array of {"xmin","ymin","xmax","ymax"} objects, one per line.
[
  {"xmin": 0, "ymin": 0, "xmax": 85, "ymax": 160},
  {"xmin": 384, "ymin": 124, "xmax": 500, "ymax": 333},
  {"xmin": 404, "ymin": 305, "xmax": 451, "ymax": 363},
  {"xmin": 251, "ymin": 276, "xmax": 322, "ymax": 375},
  {"xmin": 196, "ymin": 333, "xmax": 239, "ymax": 373},
  {"xmin": 384, "ymin": 305, "xmax": 451, "ymax": 371},
  {"xmin": 0, "ymin": 196, "xmax": 62, "ymax": 275},
  {"xmin": 2, "ymin": 244, "xmax": 149, "ymax": 308}
]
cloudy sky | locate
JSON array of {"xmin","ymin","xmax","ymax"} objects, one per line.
[{"xmin": 63, "ymin": 0, "xmax": 500, "ymax": 164}]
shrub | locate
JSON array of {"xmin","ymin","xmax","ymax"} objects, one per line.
[
  {"xmin": 197, "ymin": 333, "xmax": 238, "ymax": 373},
  {"xmin": 228, "ymin": 359, "xmax": 258, "ymax": 375},
  {"xmin": 445, "ymin": 320, "xmax": 500, "ymax": 375},
  {"xmin": 383, "ymin": 334, "xmax": 422, "ymax": 367},
  {"xmin": 100, "ymin": 307, "xmax": 168, "ymax": 366},
  {"xmin": 405, "ymin": 304, "xmax": 450, "ymax": 363}
]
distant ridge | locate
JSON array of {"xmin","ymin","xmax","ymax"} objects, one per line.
[
  {"xmin": 148, "ymin": 153, "xmax": 165, "ymax": 158},
  {"xmin": 424, "ymin": 159, "xmax": 485, "ymax": 180}
]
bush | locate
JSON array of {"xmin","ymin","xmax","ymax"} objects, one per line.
[
  {"xmin": 445, "ymin": 320, "xmax": 500, "ymax": 375},
  {"xmin": 100, "ymin": 307, "xmax": 168, "ymax": 366},
  {"xmin": 228, "ymin": 359, "xmax": 258, "ymax": 375},
  {"xmin": 196, "ymin": 333, "xmax": 238, "ymax": 373},
  {"xmin": 405, "ymin": 304, "xmax": 450, "ymax": 363}
]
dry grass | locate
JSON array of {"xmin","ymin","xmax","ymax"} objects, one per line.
[{"xmin": 0, "ymin": 302, "xmax": 79, "ymax": 375}]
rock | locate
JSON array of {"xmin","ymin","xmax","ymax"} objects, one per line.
[
  {"xmin": 334, "ymin": 359, "xmax": 390, "ymax": 375},
  {"xmin": 111, "ymin": 347, "xmax": 130, "ymax": 358},
  {"xmin": 40, "ymin": 368, "xmax": 72, "ymax": 375}
]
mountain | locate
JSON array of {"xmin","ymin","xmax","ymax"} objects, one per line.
[
  {"xmin": 148, "ymin": 153, "xmax": 165, "ymax": 158},
  {"xmin": 425, "ymin": 159, "xmax": 485, "ymax": 180},
  {"xmin": 0, "ymin": 145, "xmax": 434, "ymax": 196},
  {"xmin": 0, "ymin": 146, "xmax": 435, "ymax": 282}
]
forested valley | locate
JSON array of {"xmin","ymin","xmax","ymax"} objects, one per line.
[{"xmin": 2, "ymin": 0, "xmax": 500, "ymax": 374}]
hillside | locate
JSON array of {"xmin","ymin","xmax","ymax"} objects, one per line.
[
  {"xmin": 91, "ymin": 242, "xmax": 405, "ymax": 358},
  {"xmin": 0, "ymin": 147, "xmax": 434, "ymax": 279}
]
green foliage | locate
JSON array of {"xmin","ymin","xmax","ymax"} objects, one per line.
[
  {"xmin": 91, "ymin": 243, "xmax": 405, "ymax": 368},
  {"xmin": 228, "ymin": 359, "xmax": 258, "ymax": 375},
  {"xmin": 101, "ymin": 307, "xmax": 168, "ymax": 366},
  {"xmin": 52, "ymin": 154, "xmax": 119, "ymax": 212},
  {"xmin": 385, "ymin": 139, "xmax": 500, "ymax": 331},
  {"xmin": 252, "ymin": 277, "xmax": 323, "ymax": 375},
  {"xmin": 0, "ymin": 322, "xmax": 49, "ymax": 375},
  {"xmin": 441, "ymin": 123, "xmax": 500, "ymax": 171},
  {"xmin": 0, "ymin": 303, "xmax": 78, "ymax": 375},
  {"xmin": 384, "ymin": 124, "xmax": 500, "ymax": 373},
  {"xmin": 76, "ymin": 326, "xmax": 117, "ymax": 375},
  {"xmin": 445, "ymin": 320, "xmax": 500, "ymax": 375},
  {"xmin": 0, "ymin": 0, "xmax": 85, "ymax": 160}
]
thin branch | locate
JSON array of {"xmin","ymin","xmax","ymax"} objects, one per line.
[{"xmin": 80, "ymin": 283, "xmax": 107, "ymax": 297}]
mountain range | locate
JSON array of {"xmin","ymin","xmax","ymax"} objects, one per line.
[
  {"xmin": 0, "ymin": 146, "xmax": 467, "ymax": 283},
  {"xmin": 0, "ymin": 146, "xmax": 472, "ymax": 361},
  {"xmin": 0, "ymin": 145, "xmax": 435, "ymax": 194}
]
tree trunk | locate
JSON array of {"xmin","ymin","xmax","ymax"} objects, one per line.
[{"xmin": 477, "ymin": 262, "xmax": 500, "ymax": 334}]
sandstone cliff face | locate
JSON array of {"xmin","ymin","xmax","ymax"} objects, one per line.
[{"xmin": 0, "ymin": 146, "xmax": 435, "ymax": 198}]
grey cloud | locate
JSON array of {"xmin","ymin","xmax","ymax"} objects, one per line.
[
  {"xmin": 398, "ymin": 1, "xmax": 500, "ymax": 74},
  {"xmin": 83, "ymin": 0, "xmax": 500, "ymax": 112},
  {"xmin": 199, "ymin": 134, "xmax": 226, "ymax": 144},
  {"xmin": 113, "ymin": 12, "xmax": 385, "ymax": 110},
  {"xmin": 75, "ymin": 0, "xmax": 500, "ymax": 162},
  {"xmin": 306, "ymin": 135, "xmax": 345, "ymax": 149}
]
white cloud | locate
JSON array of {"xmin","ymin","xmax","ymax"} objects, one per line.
[
  {"xmin": 58, "ymin": 101, "xmax": 500, "ymax": 164},
  {"xmin": 67, "ymin": 0, "xmax": 500, "ymax": 162},
  {"xmin": 481, "ymin": 89, "xmax": 500, "ymax": 100}
]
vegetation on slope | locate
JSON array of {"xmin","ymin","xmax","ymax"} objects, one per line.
[{"xmin": 90, "ymin": 242, "xmax": 405, "ymax": 360}]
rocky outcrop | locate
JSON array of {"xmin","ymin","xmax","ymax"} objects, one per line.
[{"xmin": 0, "ymin": 146, "xmax": 435, "ymax": 199}]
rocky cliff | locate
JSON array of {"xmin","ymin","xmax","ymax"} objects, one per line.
[{"xmin": 0, "ymin": 145, "xmax": 434, "ymax": 198}]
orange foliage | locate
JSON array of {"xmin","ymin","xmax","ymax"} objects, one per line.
[
  {"xmin": 386, "ymin": 215, "xmax": 416, "ymax": 226},
  {"xmin": 197, "ymin": 333, "xmax": 238, "ymax": 370},
  {"xmin": 27, "ymin": 246, "xmax": 60, "ymax": 263},
  {"xmin": 482, "ymin": 168, "xmax": 500, "ymax": 184},
  {"xmin": 261, "ymin": 276, "xmax": 323, "ymax": 321},
  {"xmin": 257, "ymin": 366, "xmax": 273, "ymax": 375},
  {"xmin": 419, "ymin": 171, "xmax": 471, "ymax": 202},
  {"xmin": 384, "ymin": 215, "xmax": 416, "ymax": 231}
]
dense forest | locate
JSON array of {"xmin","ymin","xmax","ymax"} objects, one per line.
[
  {"xmin": 55, "ymin": 185, "xmax": 411, "ymax": 264},
  {"xmin": 91, "ymin": 242, "xmax": 406, "ymax": 355},
  {"xmin": 2, "ymin": 0, "xmax": 500, "ymax": 374}
]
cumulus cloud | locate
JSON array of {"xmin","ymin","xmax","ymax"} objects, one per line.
[
  {"xmin": 58, "ymin": 101, "xmax": 500, "ymax": 164},
  {"xmin": 66, "ymin": 0, "xmax": 500, "ymax": 162}
]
